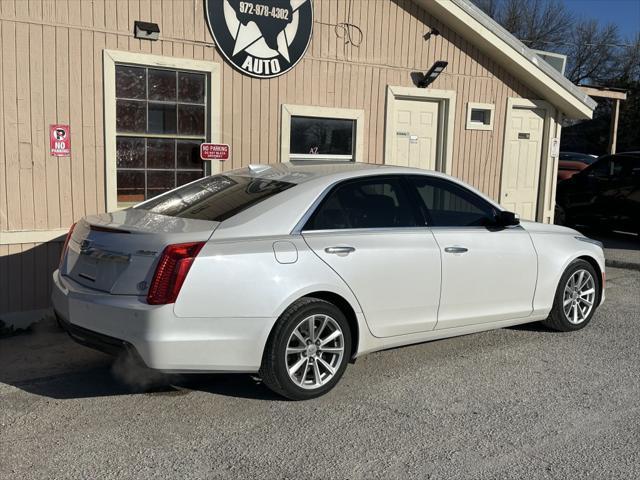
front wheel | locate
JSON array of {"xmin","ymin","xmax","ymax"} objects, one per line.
[
  {"xmin": 260, "ymin": 298, "xmax": 352, "ymax": 400},
  {"xmin": 542, "ymin": 259, "xmax": 600, "ymax": 332}
]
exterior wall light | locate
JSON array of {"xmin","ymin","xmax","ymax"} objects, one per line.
[
  {"xmin": 134, "ymin": 21, "xmax": 160, "ymax": 41},
  {"xmin": 418, "ymin": 61, "xmax": 448, "ymax": 88}
]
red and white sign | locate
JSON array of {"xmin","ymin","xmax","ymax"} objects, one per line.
[
  {"xmin": 200, "ymin": 143, "xmax": 230, "ymax": 161},
  {"xmin": 50, "ymin": 124, "xmax": 71, "ymax": 156}
]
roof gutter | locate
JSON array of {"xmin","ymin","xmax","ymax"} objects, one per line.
[{"xmin": 416, "ymin": 0, "xmax": 597, "ymax": 119}]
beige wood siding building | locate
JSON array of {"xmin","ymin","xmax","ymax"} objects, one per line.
[{"xmin": 0, "ymin": 0, "xmax": 595, "ymax": 320}]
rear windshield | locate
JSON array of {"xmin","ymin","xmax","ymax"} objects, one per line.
[{"xmin": 135, "ymin": 175, "xmax": 294, "ymax": 222}]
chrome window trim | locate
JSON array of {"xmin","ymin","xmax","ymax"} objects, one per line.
[{"xmin": 300, "ymin": 226, "xmax": 432, "ymax": 236}]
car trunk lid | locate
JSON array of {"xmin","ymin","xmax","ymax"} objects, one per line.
[{"xmin": 62, "ymin": 209, "xmax": 219, "ymax": 295}]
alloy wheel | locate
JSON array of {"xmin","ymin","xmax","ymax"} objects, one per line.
[
  {"xmin": 562, "ymin": 269, "xmax": 596, "ymax": 324},
  {"xmin": 285, "ymin": 314, "xmax": 345, "ymax": 390}
]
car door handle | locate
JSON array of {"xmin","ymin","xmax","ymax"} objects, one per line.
[
  {"xmin": 325, "ymin": 246, "xmax": 356, "ymax": 255},
  {"xmin": 444, "ymin": 246, "xmax": 468, "ymax": 254}
]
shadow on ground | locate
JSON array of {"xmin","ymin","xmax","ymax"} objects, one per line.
[{"xmin": 0, "ymin": 319, "xmax": 280, "ymax": 401}]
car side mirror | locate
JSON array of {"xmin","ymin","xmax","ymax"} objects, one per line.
[{"xmin": 496, "ymin": 210, "xmax": 520, "ymax": 227}]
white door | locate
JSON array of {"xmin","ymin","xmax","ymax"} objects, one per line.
[
  {"xmin": 390, "ymin": 99, "xmax": 439, "ymax": 170},
  {"xmin": 501, "ymin": 107, "xmax": 545, "ymax": 220},
  {"xmin": 407, "ymin": 175, "xmax": 538, "ymax": 330},
  {"xmin": 302, "ymin": 176, "xmax": 441, "ymax": 338},
  {"xmin": 431, "ymin": 228, "xmax": 538, "ymax": 329}
]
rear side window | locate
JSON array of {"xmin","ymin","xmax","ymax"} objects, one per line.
[
  {"xmin": 135, "ymin": 175, "xmax": 294, "ymax": 221},
  {"xmin": 304, "ymin": 177, "xmax": 419, "ymax": 230},
  {"xmin": 408, "ymin": 176, "xmax": 498, "ymax": 227}
]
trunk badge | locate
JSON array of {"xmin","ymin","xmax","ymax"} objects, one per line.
[
  {"xmin": 135, "ymin": 250, "xmax": 158, "ymax": 257},
  {"xmin": 80, "ymin": 240, "xmax": 93, "ymax": 252},
  {"xmin": 137, "ymin": 281, "xmax": 148, "ymax": 291}
]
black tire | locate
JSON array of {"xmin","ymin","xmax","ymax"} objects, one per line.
[
  {"xmin": 542, "ymin": 259, "xmax": 600, "ymax": 332},
  {"xmin": 260, "ymin": 297, "xmax": 352, "ymax": 400}
]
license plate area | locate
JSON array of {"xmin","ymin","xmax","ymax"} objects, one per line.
[
  {"xmin": 66, "ymin": 241, "xmax": 131, "ymax": 292},
  {"xmin": 77, "ymin": 257, "xmax": 98, "ymax": 282}
]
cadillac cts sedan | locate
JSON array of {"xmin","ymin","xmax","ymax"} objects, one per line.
[{"xmin": 53, "ymin": 163, "xmax": 605, "ymax": 400}]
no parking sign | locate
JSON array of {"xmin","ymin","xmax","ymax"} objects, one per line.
[{"xmin": 50, "ymin": 124, "xmax": 71, "ymax": 156}]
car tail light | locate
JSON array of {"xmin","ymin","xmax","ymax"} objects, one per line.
[
  {"xmin": 147, "ymin": 242, "xmax": 205, "ymax": 305},
  {"xmin": 59, "ymin": 222, "xmax": 77, "ymax": 267}
]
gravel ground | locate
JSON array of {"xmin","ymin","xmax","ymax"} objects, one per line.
[{"xmin": 1, "ymin": 267, "xmax": 639, "ymax": 480}]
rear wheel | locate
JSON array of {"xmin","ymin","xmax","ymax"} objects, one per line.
[
  {"xmin": 260, "ymin": 298, "xmax": 351, "ymax": 400},
  {"xmin": 542, "ymin": 259, "xmax": 600, "ymax": 332}
]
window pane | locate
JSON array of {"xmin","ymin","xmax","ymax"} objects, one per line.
[
  {"xmin": 137, "ymin": 175, "xmax": 294, "ymax": 222},
  {"xmin": 290, "ymin": 116, "xmax": 354, "ymax": 156},
  {"xmin": 177, "ymin": 171, "xmax": 203, "ymax": 186},
  {"xmin": 178, "ymin": 72, "xmax": 205, "ymax": 103},
  {"xmin": 471, "ymin": 109, "xmax": 490, "ymax": 125},
  {"xmin": 114, "ymin": 65, "xmax": 210, "ymax": 205},
  {"xmin": 147, "ymin": 171, "xmax": 175, "ymax": 198},
  {"xmin": 147, "ymin": 138, "xmax": 175, "ymax": 169},
  {"xmin": 177, "ymin": 140, "xmax": 203, "ymax": 169},
  {"xmin": 178, "ymin": 104, "xmax": 205, "ymax": 136},
  {"xmin": 116, "ymin": 137, "xmax": 145, "ymax": 168},
  {"xmin": 117, "ymin": 170, "xmax": 145, "ymax": 203},
  {"xmin": 148, "ymin": 102, "xmax": 177, "ymax": 134},
  {"xmin": 410, "ymin": 176, "xmax": 498, "ymax": 227},
  {"xmin": 116, "ymin": 65, "xmax": 146, "ymax": 99},
  {"xmin": 116, "ymin": 100, "xmax": 146, "ymax": 133},
  {"xmin": 148, "ymin": 69, "xmax": 176, "ymax": 101},
  {"xmin": 305, "ymin": 178, "xmax": 417, "ymax": 230}
]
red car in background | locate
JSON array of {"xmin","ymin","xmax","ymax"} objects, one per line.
[{"xmin": 558, "ymin": 152, "xmax": 598, "ymax": 181}]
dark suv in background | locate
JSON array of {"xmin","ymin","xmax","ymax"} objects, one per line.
[{"xmin": 555, "ymin": 152, "xmax": 640, "ymax": 235}]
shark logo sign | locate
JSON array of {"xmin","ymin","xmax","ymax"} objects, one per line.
[{"xmin": 206, "ymin": 0, "xmax": 313, "ymax": 79}]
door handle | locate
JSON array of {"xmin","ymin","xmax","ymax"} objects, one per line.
[
  {"xmin": 444, "ymin": 246, "xmax": 468, "ymax": 254},
  {"xmin": 325, "ymin": 246, "xmax": 356, "ymax": 255}
]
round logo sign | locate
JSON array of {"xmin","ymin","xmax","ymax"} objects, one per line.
[{"xmin": 205, "ymin": 0, "xmax": 313, "ymax": 79}]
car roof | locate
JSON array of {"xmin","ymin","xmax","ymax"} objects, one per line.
[
  {"xmin": 211, "ymin": 162, "xmax": 505, "ymax": 239},
  {"xmin": 226, "ymin": 162, "xmax": 454, "ymax": 185}
]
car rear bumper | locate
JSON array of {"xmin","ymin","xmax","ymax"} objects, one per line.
[
  {"xmin": 52, "ymin": 270, "xmax": 274, "ymax": 373},
  {"xmin": 55, "ymin": 310, "xmax": 144, "ymax": 360}
]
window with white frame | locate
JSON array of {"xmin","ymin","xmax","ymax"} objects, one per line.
[
  {"xmin": 114, "ymin": 64, "xmax": 208, "ymax": 205},
  {"xmin": 281, "ymin": 105, "xmax": 364, "ymax": 163},
  {"xmin": 290, "ymin": 116, "xmax": 356, "ymax": 161},
  {"xmin": 466, "ymin": 103, "xmax": 495, "ymax": 131},
  {"xmin": 104, "ymin": 51, "xmax": 220, "ymax": 212}
]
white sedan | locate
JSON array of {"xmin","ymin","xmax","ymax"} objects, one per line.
[{"xmin": 52, "ymin": 163, "xmax": 605, "ymax": 400}]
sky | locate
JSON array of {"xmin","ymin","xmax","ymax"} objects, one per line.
[{"xmin": 563, "ymin": 0, "xmax": 640, "ymax": 39}]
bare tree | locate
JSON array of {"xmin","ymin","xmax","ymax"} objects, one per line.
[
  {"xmin": 565, "ymin": 20, "xmax": 620, "ymax": 84},
  {"xmin": 615, "ymin": 33, "xmax": 640, "ymax": 83},
  {"xmin": 473, "ymin": 0, "xmax": 500, "ymax": 18},
  {"xmin": 476, "ymin": 0, "xmax": 574, "ymax": 49}
]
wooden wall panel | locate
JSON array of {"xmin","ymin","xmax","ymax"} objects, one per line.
[
  {"xmin": 0, "ymin": 20, "xmax": 6, "ymax": 232},
  {"xmin": 0, "ymin": 0, "xmax": 537, "ymax": 314}
]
